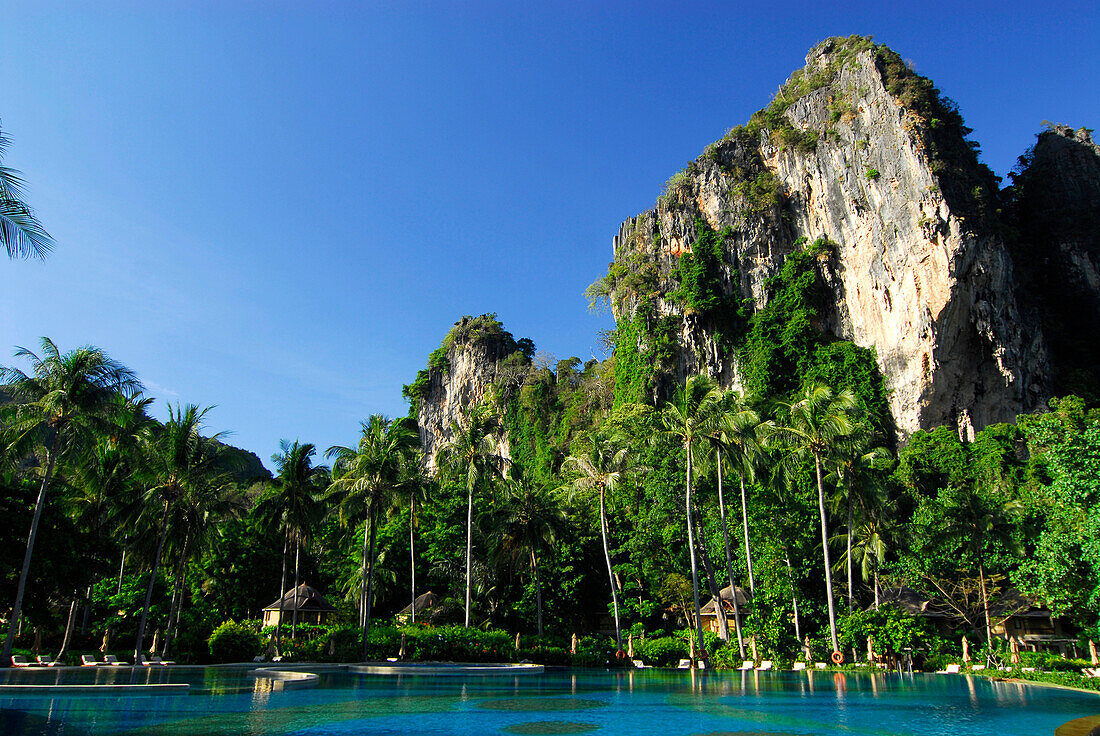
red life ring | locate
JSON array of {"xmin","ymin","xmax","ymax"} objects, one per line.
[
  {"xmin": 615, "ymin": 650, "xmax": 626, "ymax": 660},
  {"xmin": 831, "ymin": 651, "xmax": 844, "ymax": 665}
]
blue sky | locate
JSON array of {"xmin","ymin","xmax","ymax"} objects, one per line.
[{"xmin": 2, "ymin": 1, "xmax": 1097, "ymax": 469}]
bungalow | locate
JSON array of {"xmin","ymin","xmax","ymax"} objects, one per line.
[
  {"xmin": 262, "ymin": 583, "xmax": 336, "ymax": 627},
  {"xmin": 698, "ymin": 586, "xmax": 752, "ymax": 635}
]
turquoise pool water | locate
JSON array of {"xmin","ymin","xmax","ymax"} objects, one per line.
[{"xmin": 1, "ymin": 667, "xmax": 1097, "ymax": 735}]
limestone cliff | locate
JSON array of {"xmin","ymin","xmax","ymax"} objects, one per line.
[
  {"xmin": 599, "ymin": 36, "xmax": 1050, "ymax": 440},
  {"xmin": 405, "ymin": 314, "xmax": 525, "ymax": 469}
]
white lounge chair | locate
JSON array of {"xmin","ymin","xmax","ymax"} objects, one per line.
[
  {"xmin": 970, "ymin": 665, "xmax": 986, "ymax": 672},
  {"xmin": 757, "ymin": 660, "xmax": 773, "ymax": 671},
  {"xmin": 1081, "ymin": 667, "xmax": 1100, "ymax": 678},
  {"xmin": 142, "ymin": 655, "xmax": 174, "ymax": 666},
  {"xmin": 632, "ymin": 659, "xmax": 649, "ymax": 669},
  {"xmin": 103, "ymin": 654, "xmax": 128, "ymax": 666},
  {"xmin": 738, "ymin": 660, "xmax": 754, "ymax": 670},
  {"xmin": 81, "ymin": 655, "xmax": 102, "ymax": 666},
  {"xmin": 792, "ymin": 662, "xmax": 806, "ymax": 671},
  {"xmin": 11, "ymin": 655, "xmax": 32, "ymax": 667},
  {"xmin": 676, "ymin": 659, "xmax": 691, "ymax": 669},
  {"xmin": 36, "ymin": 655, "xmax": 60, "ymax": 667},
  {"xmin": 938, "ymin": 663, "xmax": 961, "ymax": 674},
  {"xmin": 815, "ymin": 662, "xmax": 827, "ymax": 669}
]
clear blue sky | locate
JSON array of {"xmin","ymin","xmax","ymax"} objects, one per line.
[{"xmin": 2, "ymin": 1, "xmax": 1097, "ymax": 469}]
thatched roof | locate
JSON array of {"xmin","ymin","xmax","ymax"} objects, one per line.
[
  {"xmin": 263, "ymin": 583, "xmax": 335, "ymax": 613},
  {"xmin": 700, "ymin": 585, "xmax": 751, "ymax": 614},
  {"xmin": 398, "ymin": 591, "xmax": 439, "ymax": 615}
]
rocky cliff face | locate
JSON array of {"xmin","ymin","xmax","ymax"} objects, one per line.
[
  {"xmin": 603, "ymin": 36, "xmax": 1052, "ymax": 440},
  {"xmin": 410, "ymin": 315, "xmax": 521, "ymax": 469}
]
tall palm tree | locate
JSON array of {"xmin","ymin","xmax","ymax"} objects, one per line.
[
  {"xmin": 256, "ymin": 440, "xmax": 326, "ymax": 647},
  {"xmin": 659, "ymin": 374, "xmax": 722, "ymax": 661},
  {"xmin": 0, "ymin": 338, "xmax": 141, "ymax": 667},
  {"xmin": 327, "ymin": 415, "xmax": 418, "ymax": 655},
  {"xmin": 701, "ymin": 393, "xmax": 761, "ymax": 657},
  {"xmin": 134, "ymin": 403, "xmax": 232, "ymax": 665},
  {"xmin": 769, "ymin": 383, "xmax": 857, "ymax": 654},
  {"xmin": 562, "ymin": 435, "xmax": 633, "ymax": 653},
  {"xmin": 495, "ymin": 474, "xmax": 566, "ymax": 637},
  {"xmin": 435, "ymin": 404, "xmax": 505, "ymax": 629},
  {"xmin": 0, "ymin": 123, "xmax": 54, "ymax": 260},
  {"xmin": 398, "ymin": 455, "xmax": 429, "ymax": 625}
]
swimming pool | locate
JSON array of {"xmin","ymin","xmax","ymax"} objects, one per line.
[{"xmin": 0, "ymin": 667, "xmax": 1096, "ymax": 735}]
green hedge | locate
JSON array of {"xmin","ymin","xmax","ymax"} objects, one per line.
[{"xmin": 208, "ymin": 621, "xmax": 261, "ymax": 662}]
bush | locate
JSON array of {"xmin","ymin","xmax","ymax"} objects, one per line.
[
  {"xmin": 208, "ymin": 621, "xmax": 261, "ymax": 663},
  {"xmin": 636, "ymin": 637, "xmax": 689, "ymax": 667},
  {"xmin": 865, "ymin": 167, "xmax": 880, "ymax": 179}
]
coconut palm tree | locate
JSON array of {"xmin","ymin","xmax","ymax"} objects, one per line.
[
  {"xmin": 701, "ymin": 392, "xmax": 761, "ymax": 656},
  {"xmin": 0, "ymin": 123, "xmax": 54, "ymax": 260},
  {"xmin": 398, "ymin": 454, "xmax": 429, "ymax": 625},
  {"xmin": 562, "ymin": 434, "xmax": 633, "ymax": 653},
  {"xmin": 494, "ymin": 473, "xmax": 566, "ymax": 637},
  {"xmin": 256, "ymin": 440, "xmax": 327, "ymax": 646},
  {"xmin": 769, "ymin": 383, "xmax": 858, "ymax": 654},
  {"xmin": 133, "ymin": 403, "xmax": 233, "ymax": 664},
  {"xmin": 0, "ymin": 338, "xmax": 141, "ymax": 667},
  {"xmin": 659, "ymin": 375, "xmax": 722, "ymax": 661},
  {"xmin": 327, "ymin": 415, "xmax": 418, "ymax": 654},
  {"xmin": 435, "ymin": 404, "xmax": 505, "ymax": 629}
]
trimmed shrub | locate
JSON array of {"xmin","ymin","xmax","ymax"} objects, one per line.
[
  {"xmin": 208, "ymin": 621, "xmax": 261, "ymax": 663},
  {"xmin": 636, "ymin": 637, "xmax": 689, "ymax": 667}
]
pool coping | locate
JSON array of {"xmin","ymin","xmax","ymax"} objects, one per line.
[
  {"xmin": 349, "ymin": 662, "xmax": 545, "ymax": 676},
  {"xmin": 0, "ymin": 682, "xmax": 189, "ymax": 695}
]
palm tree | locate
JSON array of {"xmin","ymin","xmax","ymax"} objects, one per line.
[
  {"xmin": 327, "ymin": 415, "xmax": 418, "ymax": 655},
  {"xmin": 399, "ymin": 455, "xmax": 429, "ymax": 625},
  {"xmin": 562, "ymin": 435, "xmax": 632, "ymax": 653},
  {"xmin": 435, "ymin": 404, "xmax": 505, "ymax": 629},
  {"xmin": 701, "ymin": 392, "xmax": 761, "ymax": 657},
  {"xmin": 256, "ymin": 440, "xmax": 326, "ymax": 647},
  {"xmin": 0, "ymin": 338, "xmax": 141, "ymax": 667},
  {"xmin": 494, "ymin": 474, "xmax": 566, "ymax": 637},
  {"xmin": 0, "ymin": 123, "xmax": 54, "ymax": 260},
  {"xmin": 134, "ymin": 403, "xmax": 233, "ymax": 664},
  {"xmin": 659, "ymin": 375, "xmax": 721, "ymax": 662},
  {"xmin": 769, "ymin": 383, "xmax": 857, "ymax": 654}
]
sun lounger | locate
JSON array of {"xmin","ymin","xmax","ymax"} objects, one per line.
[
  {"xmin": 632, "ymin": 659, "xmax": 649, "ymax": 669},
  {"xmin": 81, "ymin": 655, "xmax": 102, "ymax": 666},
  {"xmin": 142, "ymin": 655, "xmax": 174, "ymax": 666},
  {"xmin": 11, "ymin": 655, "xmax": 32, "ymax": 667},
  {"xmin": 36, "ymin": 655, "xmax": 60, "ymax": 667},
  {"xmin": 970, "ymin": 665, "xmax": 986, "ymax": 672},
  {"xmin": 102, "ymin": 655, "xmax": 128, "ymax": 666},
  {"xmin": 1081, "ymin": 668, "xmax": 1100, "ymax": 678},
  {"xmin": 757, "ymin": 660, "xmax": 773, "ymax": 671},
  {"xmin": 738, "ymin": 660, "xmax": 754, "ymax": 670},
  {"xmin": 815, "ymin": 662, "xmax": 827, "ymax": 669},
  {"xmin": 937, "ymin": 664, "xmax": 961, "ymax": 674},
  {"xmin": 676, "ymin": 659, "xmax": 691, "ymax": 669},
  {"xmin": 792, "ymin": 662, "xmax": 806, "ymax": 671}
]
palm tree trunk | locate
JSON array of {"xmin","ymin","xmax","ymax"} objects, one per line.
[
  {"xmin": 598, "ymin": 488, "xmax": 623, "ymax": 653},
  {"xmin": 56, "ymin": 597, "xmax": 78, "ymax": 662},
  {"xmin": 161, "ymin": 529, "xmax": 190, "ymax": 658},
  {"xmin": 784, "ymin": 551, "xmax": 801, "ymax": 643},
  {"xmin": 815, "ymin": 454, "xmax": 840, "ymax": 653},
  {"xmin": 740, "ymin": 477, "xmax": 755, "ymax": 593},
  {"xmin": 2, "ymin": 449, "xmax": 57, "ymax": 667},
  {"xmin": 409, "ymin": 493, "xmax": 416, "ymax": 625},
  {"xmin": 465, "ymin": 481, "xmax": 474, "ymax": 629},
  {"xmin": 274, "ymin": 529, "xmax": 289, "ymax": 657},
  {"xmin": 693, "ymin": 510, "xmax": 729, "ymax": 643},
  {"xmin": 530, "ymin": 549, "xmax": 543, "ymax": 638},
  {"xmin": 291, "ymin": 533, "xmax": 301, "ymax": 639},
  {"xmin": 362, "ymin": 504, "xmax": 379, "ymax": 658},
  {"xmin": 358, "ymin": 520, "xmax": 370, "ymax": 630},
  {"xmin": 134, "ymin": 498, "xmax": 172, "ymax": 666},
  {"xmin": 116, "ymin": 550, "xmax": 126, "ymax": 596},
  {"xmin": 978, "ymin": 556, "xmax": 993, "ymax": 644},
  {"xmin": 847, "ymin": 494, "xmax": 854, "ymax": 614},
  {"xmin": 685, "ymin": 444, "xmax": 706, "ymax": 662},
  {"xmin": 874, "ymin": 568, "xmax": 880, "ymax": 610},
  {"xmin": 716, "ymin": 453, "xmax": 745, "ymax": 657}
]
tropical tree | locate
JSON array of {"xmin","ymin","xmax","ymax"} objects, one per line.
[
  {"xmin": 435, "ymin": 403, "xmax": 505, "ymax": 628},
  {"xmin": 494, "ymin": 473, "xmax": 566, "ymax": 636},
  {"xmin": 327, "ymin": 415, "xmax": 417, "ymax": 655},
  {"xmin": 659, "ymin": 375, "xmax": 721, "ymax": 661},
  {"xmin": 562, "ymin": 434, "xmax": 633, "ymax": 653},
  {"xmin": 134, "ymin": 403, "xmax": 234, "ymax": 664},
  {"xmin": 0, "ymin": 338, "xmax": 141, "ymax": 667},
  {"xmin": 0, "ymin": 123, "xmax": 54, "ymax": 260},
  {"xmin": 701, "ymin": 391, "xmax": 761, "ymax": 656},
  {"xmin": 255, "ymin": 440, "xmax": 326, "ymax": 648},
  {"xmin": 396, "ymin": 453, "xmax": 429, "ymax": 625},
  {"xmin": 769, "ymin": 383, "xmax": 858, "ymax": 654}
]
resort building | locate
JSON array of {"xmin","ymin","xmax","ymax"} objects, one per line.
[
  {"xmin": 262, "ymin": 583, "xmax": 336, "ymax": 627},
  {"xmin": 698, "ymin": 586, "xmax": 752, "ymax": 635}
]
